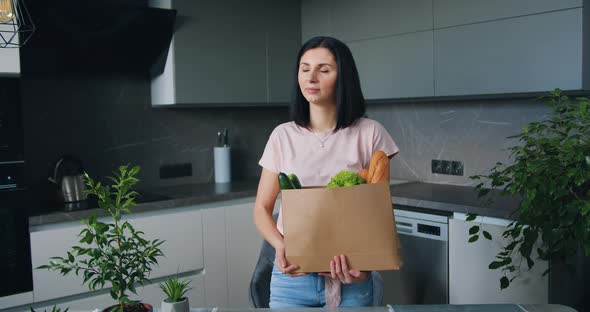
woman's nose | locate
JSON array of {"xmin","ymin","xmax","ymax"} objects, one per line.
[{"xmin": 308, "ymin": 69, "xmax": 319, "ymax": 82}]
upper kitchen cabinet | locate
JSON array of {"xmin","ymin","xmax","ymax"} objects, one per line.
[
  {"xmin": 302, "ymin": 0, "xmax": 434, "ymax": 100},
  {"xmin": 301, "ymin": 0, "xmax": 333, "ymax": 42},
  {"xmin": 0, "ymin": 48, "xmax": 20, "ymax": 75},
  {"xmin": 302, "ymin": 0, "xmax": 590, "ymax": 100},
  {"xmin": 331, "ymin": 0, "xmax": 432, "ymax": 42},
  {"xmin": 301, "ymin": 0, "xmax": 432, "ymax": 42},
  {"xmin": 348, "ymin": 31, "xmax": 434, "ymax": 99},
  {"xmin": 433, "ymin": 0, "xmax": 582, "ymax": 28},
  {"xmin": 150, "ymin": 0, "xmax": 300, "ymax": 106},
  {"xmin": 266, "ymin": 0, "xmax": 301, "ymax": 103},
  {"xmin": 434, "ymin": 8, "xmax": 584, "ymax": 96}
]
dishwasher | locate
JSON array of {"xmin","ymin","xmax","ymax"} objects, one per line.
[{"xmin": 381, "ymin": 205, "xmax": 450, "ymax": 304}]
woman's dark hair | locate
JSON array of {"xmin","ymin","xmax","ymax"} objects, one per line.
[{"xmin": 290, "ymin": 36, "xmax": 366, "ymax": 131}]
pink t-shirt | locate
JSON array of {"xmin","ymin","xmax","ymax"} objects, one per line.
[{"xmin": 258, "ymin": 117, "xmax": 400, "ymax": 234}]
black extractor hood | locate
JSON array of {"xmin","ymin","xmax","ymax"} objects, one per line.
[{"xmin": 21, "ymin": 0, "xmax": 176, "ymax": 75}]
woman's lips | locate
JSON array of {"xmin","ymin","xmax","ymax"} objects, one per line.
[{"xmin": 306, "ymin": 88, "xmax": 320, "ymax": 94}]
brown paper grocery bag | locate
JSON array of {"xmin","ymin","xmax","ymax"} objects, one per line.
[{"xmin": 281, "ymin": 182, "xmax": 401, "ymax": 273}]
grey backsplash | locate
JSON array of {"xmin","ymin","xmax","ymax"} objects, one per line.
[
  {"xmin": 367, "ymin": 99, "xmax": 551, "ymax": 186},
  {"xmin": 21, "ymin": 73, "xmax": 551, "ymax": 189},
  {"xmin": 21, "ymin": 74, "xmax": 290, "ymax": 189}
]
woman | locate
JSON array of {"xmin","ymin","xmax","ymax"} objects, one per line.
[{"xmin": 254, "ymin": 36, "xmax": 399, "ymax": 308}]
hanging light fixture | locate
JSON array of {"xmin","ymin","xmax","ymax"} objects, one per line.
[{"xmin": 0, "ymin": 0, "xmax": 34, "ymax": 48}]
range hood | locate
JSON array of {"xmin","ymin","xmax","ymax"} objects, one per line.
[{"xmin": 21, "ymin": 0, "xmax": 176, "ymax": 75}]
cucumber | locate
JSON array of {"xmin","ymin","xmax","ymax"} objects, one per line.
[
  {"xmin": 278, "ymin": 172, "xmax": 295, "ymax": 190},
  {"xmin": 288, "ymin": 173, "xmax": 302, "ymax": 189}
]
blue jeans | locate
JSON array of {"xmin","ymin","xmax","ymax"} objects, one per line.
[{"xmin": 269, "ymin": 263, "xmax": 374, "ymax": 308}]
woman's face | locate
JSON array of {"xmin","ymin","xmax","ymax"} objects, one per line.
[{"xmin": 298, "ymin": 47, "xmax": 338, "ymax": 106}]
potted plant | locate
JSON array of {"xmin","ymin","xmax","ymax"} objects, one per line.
[
  {"xmin": 37, "ymin": 165, "xmax": 165, "ymax": 312},
  {"xmin": 467, "ymin": 89, "xmax": 590, "ymax": 291},
  {"xmin": 159, "ymin": 276, "xmax": 192, "ymax": 312}
]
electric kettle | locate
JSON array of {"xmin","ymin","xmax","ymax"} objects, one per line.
[{"xmin": 48, "ymin": 155, "xmax": 88, "ymax": 203}]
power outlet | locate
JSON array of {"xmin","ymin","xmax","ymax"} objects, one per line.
[
  {"xmin": 160, "ymin": 162, "xmax": 192, "ymax": 179},
  {"xmin": 451, "ymin": 161, "xmax": 464, "ymax": 176},
  {"xmin": 432, "ymin": 159, "xmax": 463, "ymax": 176},
  {"xmin": 431, "ymin": 159, "xmax": 442, "ymax": 174},
  {"xmin": 441, "ymin": 160, "xmax": 452, "ymax": 174}
]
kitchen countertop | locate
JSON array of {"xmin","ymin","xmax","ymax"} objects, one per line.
[
  {"xmin": 28, "ymin": 179, "xmax": 521, "ymax": 227},
  {"xmin": 391, "ymin": 182, "xmax": 520, "ymax": 220},
  {"xmin": 28, "ymin": 180, "xmax": 259, "ymax": 227}
]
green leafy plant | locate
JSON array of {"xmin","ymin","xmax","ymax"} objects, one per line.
[
  {"xmin": 30, "ymin": 305, "xmax": 69, "ymax": 312},
  {"xmin": 37, "ymin": 165, "xmax": 165, "ymax": 312},
  {"xmin": 468, "ymin": 89, "xmax": 590, "ymax": 290},
  {"xmin": 159, "ymin": 276, "xmax": 192, "ymax": 303}
]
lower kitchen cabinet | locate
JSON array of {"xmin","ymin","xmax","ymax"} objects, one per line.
[
  {"xmin": 30, "ymin": 206, "xmax": 204, "ymax": 303},
  {"xmin": 31, "ymin": 272, "xmax": 204, "ymax": 312},
  {"xmin": 201, "ymin": 199, "xmax": 265, "ymax": 308},
  {"xmin": 34, "ymin": 292, "xmax": 116, "ymax": 311},
  {"xmin": 22, "ymin": 197, "xmax": 266, "ymax": 310},
  {"xmin": 0, "ymin": 292, "xmax": 33, "ymax": 310},
  {"xmin": 30, "ymin": 221, "xmax": 91, "ymax": 302},
  {"xmin": 449, "ymin": 213, "xmax": 548, "ymax": 304},
  {"xmin": 225, "ymin": 202, "xmax": 264, "ymax": 308}
]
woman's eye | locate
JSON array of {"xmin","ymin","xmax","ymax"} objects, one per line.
[
  {"xmin": 301, "ymin": 69, "xmax": 309, "ymax": 72},
  {"xmin": 320, "ymin": 70, "xmax": 329, "ymax": 73}
]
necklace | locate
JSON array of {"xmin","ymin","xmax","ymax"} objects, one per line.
[{"xmin": 310, "ymin": 129, "xmax": 335, "ymax": 148}]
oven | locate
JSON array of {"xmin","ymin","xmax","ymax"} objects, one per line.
[
  {"xmin": 0, "ymin": 77, "xmax": 33, "ymax": 297},
  {"xmin": 0, "ymin": 162, "xmax": 33, "ymax": 297}
]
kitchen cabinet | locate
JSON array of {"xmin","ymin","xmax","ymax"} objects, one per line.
[
  {"xmin": 301, "ymin": 0, "xmax": 332, "ymax": 42},
  {"xmin": 32, "ymin": 273, "xmax": 204, "ymax": 312},
  {"xmin": 449, "ymin": 213, "xmax": 548, "ymax": 304},
  {"xmin": 301, "ymin": 0, "xmax": 431, "ymax": 43},
  {"xmin": 266, "ymin": 0, "xmax": 301, "ymax": 103},
  {"xmin": 150, "ymin": 0, "xmax": 300, "ymax": 106},
  {"xmin": 301, "ymin": 1, "xmax": 589, "ymax": 100},
  {"xmin": 202, "ymin": 206, "xmax": 228, "ymax": 307},
  {"xmin": 201, "ymin": 199, "xmax": 265, "ymax": 308},
  {"xmin": 433, "ymin": 0, "xmax": 582, "ymax": 28},
  {"xmin": 434, "ymin": 9, "xmax": 583, "ymax": 97},
  {"xmin": 30, "ymin": 221, "xmax": 90, "ymax": 302},
  {"xmin": 30, "ymin": 206, "xmax": 204, "ymax": 302},
  {"xmin": 34, "ymin": 292, "xmax": 116, "ymax": 311},
  {"xmin": 348, "ymin": 31, "xmax": 434, "ymax": 99},
  {"xmin": 225, "ymin": 201, "xmax": 263, "ymax": 308},
  {"xmin": 330, "ymin": 0, "xmax": 432, "ymax": 42},
  {"xmin": 0, "ymin": 292, "xmax": 33, "ymax": 310},
  {"xmin": 23, "ymin": 197, "xmax": 269, "ymax": 310}
]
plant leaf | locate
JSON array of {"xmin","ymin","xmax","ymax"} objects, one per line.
[
  {"xmin": 489, "ymin": 261, "xmax": 504, "ymax": 270},
  {"xmin": 466, "ymin": 213, "xmax": 478, "ymax": 221},
  {"xmin": 500, "ymin": 276, "xmax": 510, "ymax": 289}
]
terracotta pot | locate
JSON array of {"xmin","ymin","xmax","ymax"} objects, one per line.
[{"xmin": 102, "ymin": 303, "xmax": 153, "ymax": 312}]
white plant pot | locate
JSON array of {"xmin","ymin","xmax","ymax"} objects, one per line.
[{"xmin": 161, "ymin": 297, "xmax": 189, "ymax": 312}]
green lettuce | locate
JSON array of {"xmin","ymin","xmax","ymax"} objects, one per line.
[{"xmin": 326, "ymin": 170, "xmax": 366, "ymax": 188}]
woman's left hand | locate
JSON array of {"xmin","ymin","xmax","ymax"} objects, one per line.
[{"xmin": 318, "ymin": 254, "xmax": 370, "ymax": 284}]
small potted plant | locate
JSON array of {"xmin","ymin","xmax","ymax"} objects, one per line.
[
  {"xmin": 159, "ymin": 276, "xmax": 191, "ymax": 312},
  {"xmin": 37, "ymin": 165, "xmax": 165, "ymax": 312}
]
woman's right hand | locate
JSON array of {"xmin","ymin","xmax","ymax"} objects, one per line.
[{"xmin": 275, "ymin": 245, "xmax": 307, "ymax": 277}]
